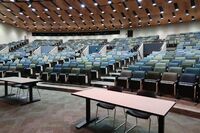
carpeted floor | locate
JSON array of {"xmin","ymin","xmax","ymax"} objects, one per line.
[{"xmin": 0, "ymin": 87, "xmax": 200, "ymax": 133}]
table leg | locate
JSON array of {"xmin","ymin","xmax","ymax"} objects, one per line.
[
  {"xmin": 21, "ymin": 86, "xmax": 40, "ymax": 105},
  {"xmin": 0, "ymin": 81, "xmax": 15, "ymax": 98},
  {"xmin": 158, "ymin": 116, "xmax": 165, "ymax": 133},
  {"xmin": 76, "ymin": 98, "xmax": 97, "ymax": 129}
]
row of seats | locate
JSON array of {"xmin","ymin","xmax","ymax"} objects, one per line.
[{"xmin": 116, "ymin": 70, "xmax": 200, "ymax": 101}]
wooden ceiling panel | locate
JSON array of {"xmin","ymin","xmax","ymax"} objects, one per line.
[{"xmin": 0, "ymin": 0, "xmax": 199, "ymax": 32}]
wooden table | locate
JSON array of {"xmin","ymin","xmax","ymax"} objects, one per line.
[
  {"xmin": 0, "ymin": 77, "xmax": 40, "ymax": 105},
  {"xmin": 72, "ymin": 88, "xmax": 176, "ymax": 133}
]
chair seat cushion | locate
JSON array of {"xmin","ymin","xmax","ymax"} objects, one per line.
[
  {"xmin": 144, "ymin": 79, "xmax": 158, "ymax": 83},
  {"xmin": 97, "ymin": 102, "xmax": 115, "ymax": 110},
  {"xmin": 118, "ymin": 77, "xmax": 128, "ymax": 80},
  {"xmin": 11, "ymin": 83, "xmax": 22, "ymax": 88},
  {"xmin": 130, "ymin": 78, "xmax": 142, "ymax": 81},
  {"xmin": 160, "ymin": 80, "xmax": 175, "ymax": 85},
  {"xmin": 178, "ymin": 82, "xmax": 195, "ymax": 87},
  {"xmin": 126, "ymin": 109, "xmax": 150, "ymax": 119},
  {"xmin": 20, "ymin": 85, "xmax": 30, "ymax": 89},
  {"xmin": 69, "ymin": 73, "xmax": 78, "ymax": 76}
]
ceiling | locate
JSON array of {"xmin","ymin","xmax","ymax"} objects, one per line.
[{"xmin": 0, "ymin": 0, "xmax": 199, "ymax": 33}]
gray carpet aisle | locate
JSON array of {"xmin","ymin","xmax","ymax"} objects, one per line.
[{"xmin": 0, "ymin": 87, "xmax": 200, "ymax": 133}]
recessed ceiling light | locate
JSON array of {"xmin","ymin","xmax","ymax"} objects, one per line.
[
  {"xmin": 28, "ymin": 4, "xmax": 32, "ymax": 8},
  {"xmin": 47, "ymin": 16, "xmax": 51, "ymax": 18},
  {"xmin": 53, "ymin": 21, "xmax": 56, "ymax": 24},
  {"xmin": 152, "ymin": 0, "xmax": 156, "ymax": 6},
  {"xmin": 101, "ymin": 19, "xmax": 104, "ymax": 21},
  {"xmin": 32, "ymin": 8, "xmax": 36, "ymax": 12},
  {"xmin": 179, "ymin": 18, "xmax": 183, "ymax": 23},
  {"xmin": 72, "ymin": 20, "xmax": 75, "ymax": 23},
  {"xmin": 2, "ymin": 21, "xmax": 5, "ymax": 23},
  {"xmin": 37, "ymin": 15, "xmax": 40, "ymax": 18},
  {"xmin": 7, "ymin": 9, "xmax": 11, "ymax": 12},
  {"xmin": 123, "ymin": 17, "xmax": 126, "ymax": 19},
  {"xmin": 58, "ymin": 14, "xmax": 61, "ymax": 17},
  {"xmin": 138, "ymin": 0, "xmax": 142, "ymax": 2},
  {"xmin": 3, "ymin": 15, "xmax": 6, "ymax": 18},
  {"xmin": 82, "ymin": 20, "xmax": 85, "ymax": 22},
  {"xmin": 192, "ymin": 16, "xmax": 195, "ymax": 21},
  {"xmin": 81, "ymin": 4, "xmax": 85, "ymax": 8},
  {"xmin": 112, "ymin": 17, "xmax": 115, "ymax": 20},
  {"xmin": 168, "ymin": 0, "xmax": 172, "ymax": 4},
  {"xmin": 94, "ymin": 2, "xmax": 98, "ymax": 6},
  {"xmin": 15, "ymin": 15, "xmax": 18, "ymax": 18},
  {"xmin": 185, "ymin": 10, "xmax": 189, "ymax": 16},
  {"xmin": 113, "ymin": 9, "xmax": 116, "ymax": 12},
  {"xmin": 129, "ymin": 21, "xmax": 132, "ymax": 24},
  {"xmin": 130, "ymin": 25, "xmax": 132, "ymax": 28},
  {"xmin": 159, "ymin": 6, "xmax": 164, "ymax": 14},
  {"xmin": 57, "ymin": 7, "xmax": 60, "ymax": 10},
  {"xmin": 34, "ymin": 22, "xmax": 36, "ymax": 24},
  {"xmin": 69, "ymin": 6, "xmax": 73, "ymax": 10},
  {"xmin": 92, "ymin": 19, "xmax": 94, "ymax": 22},
  {"xmin": 101, "ymin": 11, "xmax": 105, "ymax": 14},
  {"xmin": 108, "ymin": 0, "xmax": 112, "ymax": 4},
  {"xmin": 44, "ymin": 21, "xmax": 46, "ymax": 24},
  {"xmin": 79, "ymin": 13, "xmax": 83, "ymax": 16},
  {"xmin": 90, "ymin": 12, "xmax": 94, "ymax": 15},
  {"xmin": 174, "ymin": 3, "xmax": 179, "ymax": 11},
  {"xmin": 44, "ymin": 8, "xmax": 48, "ymax": 12},
  {"xmin": 26, "ymin": 15, "xmax": 29, "ymax": 18},
  {"xmin": 63, "ymin": 21, "xmax": 66, "ymax": 23},
  {"xmin": 68, "ymin": 14, "xmax": 72, "ymax": 17},
  {"xmin": 125, "ymin": 7, "xmax": 129, "ymax": 10},
  {"xmin": 191, "ymin": 0, "xmax": 196, "ymax": 8}
]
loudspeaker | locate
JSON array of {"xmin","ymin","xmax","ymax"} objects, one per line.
[{"xmin": 127, "ymin": 30, "xmax": 133, "ymax": 37}]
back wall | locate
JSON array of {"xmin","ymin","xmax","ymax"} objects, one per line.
[{"xmin": 0, "ymin": 22, "xmax": 31, "ymax": 44}]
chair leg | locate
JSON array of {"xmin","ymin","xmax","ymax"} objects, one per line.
[
  {"xmin": 149, "ymin": 117, "xmax": 151, "ymax": 133},
  {"xmin": 136, "ymin": 118, "xmax": 138, "ymax": 125},
  {"xmin": 95, "ymin": 106, "xmax": 99, "ymax": 125},
  {"xmin": 10, "ymin": 87, "xmax": 13, "ymax": 95},
  {"xmin": 113, "ymin": 108, "xmax": 116, "ymax": 127},
  {"xmin": 124, "ymin": 113, "xmax": 128, "ymax": 133},
  {"xmin": 37, "ymin": 88, "xmax": 41, "ymax": 97}
]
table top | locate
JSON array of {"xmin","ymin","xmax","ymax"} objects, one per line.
[
  {"xmin": 0, "ymin": 77, "xmax": 40, "ymax": 84},
  {"xmin": 72, "ymin": 88, "xmax": 176, "ymax": 116}
]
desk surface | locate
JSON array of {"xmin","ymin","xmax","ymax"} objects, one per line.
[
  {"xmin": 0, "ymin": 77, "xmax": 40, "ymax": 84},
  {"xmin": 72, "ymin": 88, "xmax": 176, "ymax": 116}
]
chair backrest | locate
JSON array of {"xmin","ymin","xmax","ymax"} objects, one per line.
[
  {"xmin": 128, "ymin": 65, "xmax": 140, "ymax": 72},
  {"xmin": 107, "ymin": 86, "xmax": 123, "ymax": 92},
  {"xmin": 154, "ymin": 67, "xmax": 166, "ymax": 73},
  {"xmin": 145, "ymin": 71, "xmax": 161, "ymax": 80},
  {"xmin": 179, "ymin": 73, "xmax": 197, "ymax": 83},
  {"xmin": 140, "ymin": 66, "xmax": 153, "ymax": 72},
  {"xmin": 168, "ymin": 67, "xmax": 182, "ymax": 75},
  {"xmin": 137, "ymin": 90, "xmax": 156, "ymax": 98},
  {"xmin": 161, "ymin": 72, "xmax": 178, "ymax": 81},
  {"xmin": 71, "ymin": 68, "xmax": 80, "ymax": 74},
  {"xmin": 132, "ymin": 71, "xmax": 146, "ymax": 79},
  {"xmin": 184, "ymin": 67, "xmax": 200, "ymax": 76},
  {"xmin": 120, "ymin": 70, "xmax": 132, "ymax": 77}
]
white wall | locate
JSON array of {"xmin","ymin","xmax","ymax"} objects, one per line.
[
  {"xmin": 29, "ymin": 29, "xmax": 127, "ymax": 42},
  {"xmin": 132, "ymin": 21, "xmax": 200, "ymax": 39},
  {"xmin": 0, "ymin": 22, "xmax": 31, "ymax": 44}
]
